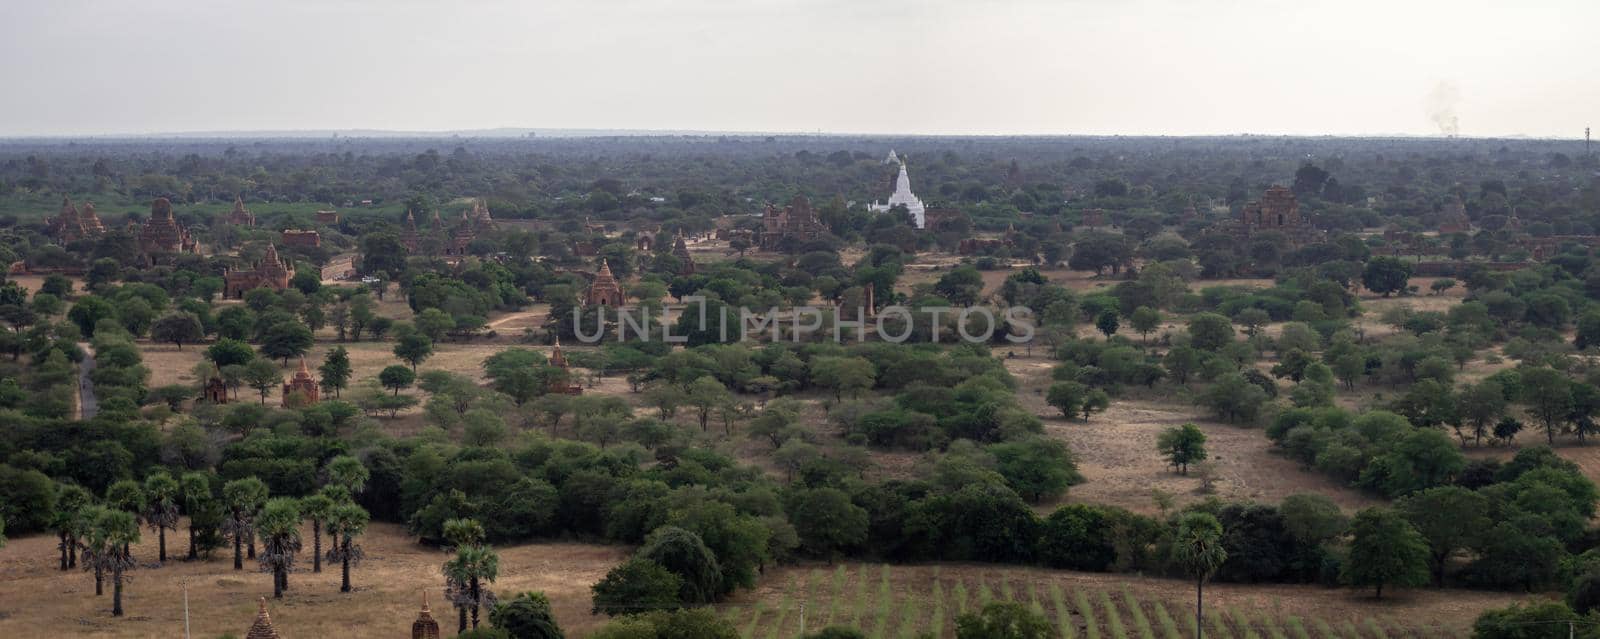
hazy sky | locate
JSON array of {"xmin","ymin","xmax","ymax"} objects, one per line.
[{"xmin": 3, "ymin": 0, "xmax": 1596, "ymax": 137}]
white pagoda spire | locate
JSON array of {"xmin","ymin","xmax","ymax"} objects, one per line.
[{"xmin": 869, "ymin": 159, "xmax": 926, "ymax": 229}]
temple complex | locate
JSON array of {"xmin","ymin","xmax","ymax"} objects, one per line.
[
  {"xmin": 281, "ymin": 357, "xmax": 320, "ymax": 407},
  {"xmin": 584, "ymin": 260, "xmax": 626, "ymax": 306},
  {"xmin": 444, "ymin": 200, "xmax": 497, "ymax": 256},
  {"xmin": 671, "ymin": 230, "xmax": 697, "ymax": 275},
  {"xmin": 137, "ymin": 197, "xmax": 198, "ymax": 263},
  {"xmin": 45, "ymin": 196, "xmax": 106, "ymax": 243},
  {"xmin": 548, "ymin": 338, "xmax": 583, "ymax": 395},
  {"xmin": 758, "ymin": 195, "xmax": 828, "ymax": 250},
  {"xmin": 281, "ymin": 229, "xmax": 321, "ymax": 248},
  {"xmin": 1226, "ymin": 186, "xmax": 1320, "ymax": 245},
  {"xmin": 869, "ymin": 161, "xmax": 927, "ymax": 229},
  {"xmin": 225, "ymin": 196, "xmax": 257, "ymax": 226},
  {"xmin": 225, "ymin": 243, "xmax": 293, "ymax": 298}
]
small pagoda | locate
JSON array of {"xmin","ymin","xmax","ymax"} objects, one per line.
[
  {"xmin": 548, "ymin": 338, "xmax": 583, "ymax": 396},
  {"xmin": 584, "ymin": 260, "xmax": 626, "ymax": 307},
  {"xmin": 225, "ymin": 195, "xmax": 257, "ymax": 226},
  {"xmin": 400, "ymin": 210, "xmax": 421, "ymax": 252},
  {"xmin": 281, "ymin": 357, "xmax": 320, "ymax": 408},
  {"xmin": 246, "ymin": 598, "xmax": 281, "ymax": 639},
  {"xmin": 412, "ymin": 592, "xmax": 441, "ymax": 639},
  {"xmin": 672, "ymin": 230, "xmax": 696, "ymax": 275}
]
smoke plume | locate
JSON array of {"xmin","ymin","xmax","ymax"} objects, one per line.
[{"xmin": 1425, "ymin": 81, "xmax": 1461, "ymax": 137}]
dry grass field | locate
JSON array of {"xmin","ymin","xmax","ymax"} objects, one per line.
[{"xmin": 0, "ymin": 523, "xmax": 628, "ymax": 639}]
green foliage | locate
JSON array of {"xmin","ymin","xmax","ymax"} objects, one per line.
[
  {"xmin": 954, "ymin": 601, "xmax": 1053, "ymax": 639},
  {"xmin": 1341, "ymin": 507, "xmax": 1429, "ymax": 598},
  {"xmin": 1156, "ymin": 423, "xmax": 1207, "ymax": 474},
  {"xmin": 489, "ymin": 591, "xmax": 564, "ymax": 639}
]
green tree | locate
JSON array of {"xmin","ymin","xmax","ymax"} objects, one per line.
[
  {"xmin": 1197, "ymin": 372, "xmax": 1268, "ymax": 423},
  {"xmin": 1046, "ymin": 381, "xmax": 1086, "ymax": 419},
  {"xmin": 1362, "ymin": 257, "xmax": 1414, "ymax": 297},
  {"xmin": 1521, "ymin": 367, "xmax": 1573, "ymax": 445},
  {"xmin": 954, "ymin": 601, "xmax": 1054, "ymax": 639},
  {"xmin": 300, "ymin": 493, "xmax": 335, "ymax": 574},
  {"xmin": 1095, "ymin": 309, "xmax": 1120, "ymax": 338},
  {"xmin": 395, "ymin": 332, "xmax": 434, "ymax": 370},
  {"xmin": 591, "ymin": 558, "xmax": 684, "ymax": 616},
  {"xmin": 1342, "ymin": 507, "xmax": 1429, "ymax": 598},
  {"xmin": 151, "ymin": 311, "xmax": 204, "ymax": 350},
  {"xmin": 1157, "ymin": 423, "xmax": 1208, "ymax": 474},
  {"xmin": 443, "ymin": 518, "xmax": 500, "ymax": 631},
  {"xmin": 1186, "ymin": 313, "xmax": 1235, "ymax": 351},
  {"xmin": 324, "ymin": 502, "xmax": 369, "ymax": 593},
  {"xmin": 490, "ymin": 591, "xmax": 564, "ymax": 639},
  {"xmin": 222, "ymin": 477, "xmax": 268, "ymax": 570},
  {"xmin": 89, "ymin": 508, "xmax": 140, "ymax": 616},
  {"xmin": 808, "ymin": 356, "xmax": 876, "ymax": 401},
  {"xmin": 179, "ymin": 472, "xmax": 211, "ymax": 561},
  {"xmin": 242, "ymin": 358, "xmax": 281, "ymax": 404},
  {"xmin": 206, "ymin": 337, "xmax": 256, "ymax": 368},
  {"xmin": 685, "ymin": 376, "xmax": 731, "ymax": 432},
  {"xmin": 259, "ymin": 320, "xmax": 314, "ymax": 365},
  {"xmin": 1129, "ymin": 306, "xmax": 1161, "ymax": 343},
  {"xmin": 380, "ymin": 364, "xmax": 417, "ymax": 396},
  {"xmin": 256, "ymin": 498, "xmax": 303, "ymax": 598},
  {"xmin": 1397, "ymin": 486, "xmax": 1489, "ymax": 586},
  {"xmin": 638, "ymin": 526, "xmax": 722, "ymax": 605},
  {"xmin": 141, "ymin": 471, "xmax": 180, "ymax": 563},
  {"xmin": 319, "ymin": 346, "xmax": 352, "ymax": 398},
  {"xmin": 1170, "ymin": 512, "xmax": 1227, "ymax": 639},
  {"xmin": 786, "ymin": 487, "xmax": 868, "ymax": 561}
]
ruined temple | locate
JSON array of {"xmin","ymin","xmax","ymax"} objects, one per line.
[
  {"xmin": 758, "ymin": 195, "xmax": 828, "ymax": 250},
  {"xmin": 137, "ymin": 197, "xmax": 198, "ymax": 263},
  {"xmin": 225, "ymin": 196, "xmax": 257, "ymax": 226},
  {"xmin": 446, "ymin": 210, "xmax": 476, "ymax": 256},
  {"xmin": 281, "ymin": 357, "xmax": 320, "ymax": 408},
  {"xmin": 584, "ymin": 259, "xmax": 626, "ymax": 307},
  {"xmin": 45, "ymin": 196, "xmax": 105, "ymax": 243},
  {"xmin": 1227, "ymin": 186, "xmax": 1320, "ymax": 245},
  {"xmin": 315, "ymin": 210, "xmax": 340, "ymax": 225},
  {"xmin": 671, "ymin": 230, "xmax": 697, "ymax": 275},
  {"xmin": 281, "ymin": 229, "xmax": 321, "ymax": 248},
  {"xmin": 225, "ymin": 243, "xmax": 292, "ymax": 298},
  {"xmin": 203, "ymin": 363, "xmax": 229, "ymax": 404}
]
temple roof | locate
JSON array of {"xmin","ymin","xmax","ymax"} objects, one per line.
[{"xmin": 246, "ymin": 598, "xmax": 281, "ymax": 639}]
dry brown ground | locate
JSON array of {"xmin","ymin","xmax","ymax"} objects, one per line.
[
  {"xmin": 0, "ymin": 523, "xmax": 628, "ymax": 639},
  {"xmin": 1004, "ymin": 354, "xmax": 1378, "ymax": 515}
]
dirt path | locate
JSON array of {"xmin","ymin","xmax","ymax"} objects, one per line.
[{"xmin": 76, "ymin": 342, "xmax": 97, "ymax": 420}]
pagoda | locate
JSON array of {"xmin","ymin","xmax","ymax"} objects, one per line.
[
  {"xmin": 412, "ymin": 592, "xmax": 441, "ymax": 639},
  {"xmin": 671, "ymin": 230, "xmax": 696, "ymax": 275},
  {"xmin": 868, "ymin": 161, "xmax": 927, "ymax": 229},
  {"xmin": 246, "ymin": 598, "xmax": 281, "ymax": 639},
  {"xmin": 224, "ymin": 243, "xmax": 293, "ymax": 298},
  {"xmin": 757, "ymin": 195, "xmax": 827, "ymax": 250},
  {"xmin": 45, "ymin": 196, "xmax": 106, "ymax": 243},
  {"xmin": 137, "ymin": 197, "xmax": 198, "ymax": 263},
  {"xmin": 203, "ymin": 363, "xmax": 229, "ymax": 404},
  {"xmin": 400, "ymin": 209, "xmax": 421, "ymax": 252},
  {"xmin": 446, "ymin": 211, "xmax": 475, "ymax": 256},
  {"xmin": 225, "ymin": 195, "xmax": 257, "ymax": 226},
  {"xmin": 281, "ymin": 357, "xmax": 320, "ymax": 408},
  {"xmin": 548, "ymin": 337, "xmax": 583, "ymax": 395},
  {"xmin": 584, "ymin": 259, "xmax": 626, "ymax": 306}
]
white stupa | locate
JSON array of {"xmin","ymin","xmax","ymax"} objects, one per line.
[
  {"xmin": 869, "ymin": 160, "xmax": 926, "ymax": 229},
  {"xmin": 883, "ymin": 149, "xmax": 899, "ymax": 164}
]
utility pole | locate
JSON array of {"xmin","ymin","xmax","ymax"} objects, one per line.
[
  {"xmin": 182, "ymin": 580, "xmax": 191, "ymax": 639},
  {"xmin": 798, "ymin": 602, "xmax": 806, "ymax": 637},
  {"xmin": 1586, "ymin": 127, "xmax": 1591, "ymax": 156}
]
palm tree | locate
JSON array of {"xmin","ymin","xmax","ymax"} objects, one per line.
[
  {"xmin": 222, "ymin": 477, "xmax": 268, "ymax": 571},
  {"xmin": 317, "ymin": 484, "xmax": 353, "ymax": 551},
  {"xmin": 142, "ymin": 472, "xmax": 181, "ymax": 563},
  {"xmin": 52, "ymin": 483, "xmax": 93, "ymax": 571},
  {"xmin": 77, "ymin": 505, "xmax": 113, "ymax": 596},
  {"xmin": 255, "ymin": 498, "xmax": 303, "ymax": 599},
  {"xmin": 103, "ymin": 480, "xmax": 145, "ymax": 559},
  {"xmin": 179, "ymin": 472, "xmax": 212, "ymax": 561},
  {"xmin": 324, "ymin": 502, "xmax": 369, "ymax": 593},
  {"xmin": 1171, "ymin": 512, "xmax": 1228, "ymax": 639},
  {"xmin": 300, "ymin": 493, "xmax": 334, "ymax": 574},
  {"xmin": 440, "ymin": 518, "xmax": 498, "ymax": 632},
  {"xmin": 324, "ymin": 455, "xmax": 369, "ymax": 497},
  {"xmin": 86, "ymin": 509, "xmax": 140, "ymax": 616}
]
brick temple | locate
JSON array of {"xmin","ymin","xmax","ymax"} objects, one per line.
[
  {"xmin": 584, "ymin": 259, "xmax": 626, "ymax": 306},
  {"xmin": 45, "ymin": 196, "xmax": 106, "ymax": 243},
  {"xmin": 224, "ymin": 243, "xmax": 292, "ymax": 298},
  {"xmin": 758, "ymin": 195, "xmax": 827, "ymax": 250},
  {"xmin": 137, "ymin": 197, "xmax": 198, "ymax": 264}
]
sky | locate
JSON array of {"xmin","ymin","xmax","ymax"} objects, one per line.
[{"xmin": 2, "ymin": 0, "xmax": 1596, "ymax": 138}]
